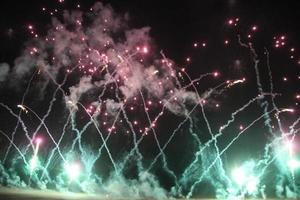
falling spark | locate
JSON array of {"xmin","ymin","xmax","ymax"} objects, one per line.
[{"xmin": 17, "ymin": 105, "xmax": 28, "ymax": 113}]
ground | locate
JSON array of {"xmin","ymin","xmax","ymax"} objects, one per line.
[{"xmin": 0, "ymin": 187, "xmax": 279, "ymax": 200}]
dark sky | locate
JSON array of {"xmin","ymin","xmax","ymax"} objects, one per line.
[{"xmin": 1, "ymin": 0, "xmax": 300, "ymax": 63}]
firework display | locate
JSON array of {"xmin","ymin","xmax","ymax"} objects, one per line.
[{"xmin": 0, "ymin": 1, "xmax": 299, "ymax": 199}]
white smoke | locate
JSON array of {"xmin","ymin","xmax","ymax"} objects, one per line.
[{"xmin": 0, "ymin": 63, "xmax": 9, "ymax": 82}]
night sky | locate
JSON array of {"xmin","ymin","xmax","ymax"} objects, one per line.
[{"xmin": 0, "ymin": 0, "xmax": 300, "ymax": 199}]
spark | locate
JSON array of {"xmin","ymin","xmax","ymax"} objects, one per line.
[
  {"xmin": 17, "ymin": 104, "xmax": 28, "ymax": 113},
  {"xmin": 228, "ymin": 19, "xmax": 234, "ymax": 25},
  {"xmin": 153, "ymin": 70, "xmax": 159, "ymax": 75},
  {"xmin": 281, "ymin": 108, "xmax": 294, "ymax": 113},
  {"xmin": 226, "ymin": 78, "xmax": 246, "ymax": 88},
  {"xmin": 239, "ymin": 125, "xmax": 244, "ymax": 130},
  {"xmin": 142, "ymin": 46, "xmax": 148, "ymax": 53},
  {"xmin": 251, "ymin": 25, "xmax": 257, "ymax": 31},
  {"xmin": 213, "ymin": 71, "xmax": 219, "ymax": 77}
]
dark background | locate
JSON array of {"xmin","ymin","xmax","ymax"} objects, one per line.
[{"xmin": 1, "ymin": 0, "xmax": 300, "ymax": 64}]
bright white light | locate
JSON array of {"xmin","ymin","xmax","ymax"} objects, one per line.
[
  {"xmin": 232, "ymin": 167, "xmax": 246, "ymax": 186},
  {"xmin": 285, "ymin": 141, "xmax": 294, "ymax": 154},
  {"xmin": 29, "ymin": 156, "xmax": 38, "ymax": 172},
  {"xmin": 65, "ymin": 163, "xmax": 81, "ymax": 181},
  {"xmin": 36, "ymin": 137, "xmax": 42, "ymax": 144},
  {"xmin": 213, "ymin": 71, "xmax": 219, "ymax": 77},
  {"xmin": 288, "ymin": 159, "xmax": 300, "ymax": 171},
  {"xmin": 142, "ymin": 46, "xmax": 148, "ymax": 53},
  {"xmin": 232, "ymin": 164, "xmax": 259, "ymax": 194},
  {"xmin": 246, "ymin": 176, "xmax": 258, "ymax": 194}
]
